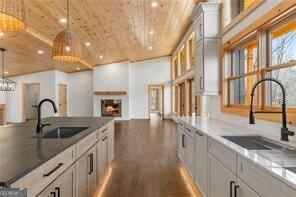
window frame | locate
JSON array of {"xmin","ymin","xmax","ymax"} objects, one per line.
[{"xmin": 222, "ymin": 12, "xmax": 296, "ymax": 125}]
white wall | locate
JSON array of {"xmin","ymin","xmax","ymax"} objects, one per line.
[
  {"xmin": 68, "ymin": 71, "xmax": 93, "ymax": 116},
  {"xmin": 93, "ymin": 61, "xmax": 130, "ymax": 120},
  {"xmin": 130, "ymin": 57, "xmax": 171, "ymax": 119},
  {"xmin": 6, "ymin": 71, "xmax": 56, "ymax": 122}
]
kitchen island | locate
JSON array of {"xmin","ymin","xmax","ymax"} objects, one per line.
[{"xmin": 0, "ymin": 117, "xmax": 115, "ymax": 197}]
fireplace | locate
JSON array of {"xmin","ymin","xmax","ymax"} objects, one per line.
[{"xmin": 101, "ymin": 99, "xmax": 122, "ymax": 117}]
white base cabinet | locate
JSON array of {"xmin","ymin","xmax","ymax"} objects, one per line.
[
  {"xmin": 177, "ymin": 119, "xmax": 296, "ymax": 197},
  {"xmin": 38, "ymin": 165, "xmax": 76, "ymax": 197},
  {"xmin": 194, "ymin": 130, "xmax": 208, "ymax": 196}
]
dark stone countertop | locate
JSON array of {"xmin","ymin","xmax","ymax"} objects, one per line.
[{"xmin": 0, "ymin": 117, "xmax": 114, "ymax": 187}]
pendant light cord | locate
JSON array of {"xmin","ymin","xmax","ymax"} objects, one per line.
[
  {"xmin": 67, "ymin": 0, "xmax": 69, "ymax": 31},
  {"xmin": 2, "ymin": 49, "xmax": 4, "ymax": 80}
]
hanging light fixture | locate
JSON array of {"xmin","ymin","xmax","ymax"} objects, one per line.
[
  {"xmin": 0, "ymin": 0, "xmax": 26, "ymax": 32},
  {"xmin": 52, "ymin": 0, "xmax": 81, "ymax": 62},
  {"xmin": 0, "ymin": 48, "xmax": 16, "ymax": 91}
]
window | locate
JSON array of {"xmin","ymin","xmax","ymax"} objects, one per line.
[
  {"xmin": 179, "ymin": 47, "xmax": 186, "ymax": 74},
  {"xmin": 266, "ymin": 19, "xmax": 296, "ymax": 107},
  {"xmin": 224, "ymin": 0, "xmax": 260, "ymax": 27},
  {"xmin": 172, "ymin": 57, "xmax": 178, "ymax": 79},
  {"xmin": 188, "ymin": 34, "xmax": 196, "ymax": 68},
  {"xmin": 222, "ymin": 13, "xmax": 296, "ymax": 124},
  {"xmin": 228, "ymin": 38, "xmax": 258, "ymax": 106},
  {"xmin": 172, "ymin": 85, "xmax": 179, "ymax": 115}
]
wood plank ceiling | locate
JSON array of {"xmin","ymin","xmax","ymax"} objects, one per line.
[{"xmin": 1, "ymin": 0, "xmax": 197, "ymax": 77}]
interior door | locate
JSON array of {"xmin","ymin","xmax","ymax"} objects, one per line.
[{"xmin": 58, "ymin": 84, "xmax": 67, "ymax": 117}]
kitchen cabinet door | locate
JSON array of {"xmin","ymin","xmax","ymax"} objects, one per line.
[
  {"xmin": 88, "ymin": 144, "xmax": 98, "ymax": 197},
  {"xmin": 178, "ymin": 125, "xmax": 185, "ymax": 163},
  {"xmin": 194, "ymin": 131, "xmax": 208, "ymax": 196},
  {"xmin": 185, "ymin": 134, "xmax": 195, "ymax": 178},
  {"xmin": 236, "ymin": 178, "xmax": 260, "ymax": 197},
  {"xmin": 76, "ymin": 143, "xmax": 98, "ymax": 197},
  {"xmin": 97, "ymin": 135, "xmax": 108, "ymax": 184},
  {"xmin": 107, "ymin": 123, "xmax": 115, "ymax": 165},
  {"xmin": 195, "ymin": 41, "xmax": 204, "ymax": 95},
  {"xmin": 38, "ymin": 165, "xmax": 75, "ymax": 197},
  {"xmin": 208, "ymin": 153, "xmax": 236, "ymax": 197}
]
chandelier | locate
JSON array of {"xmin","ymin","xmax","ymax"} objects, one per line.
[{"xmin": 0, "ymin": 48, "xmax": 16, "ymax": 91}]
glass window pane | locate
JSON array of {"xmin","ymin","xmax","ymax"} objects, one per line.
[
  {"xmin": 224, "ymin": 0, "xmax": 256, "ymax": 26},
  {"xmin": 271, "ymin": 20, "xmax": 296, "ymax": 66},
  {"xmin": 230, "ymin": 75, "xmax": 257, "ymax": 105},
  {"xmin": 266, "ymin": 67, "xmax": 296, "ymax": 107},
  {"xmin": 232, "ymin": 41, "xmax": 258, "ymax": 76}
]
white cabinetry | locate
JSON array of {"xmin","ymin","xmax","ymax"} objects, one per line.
[
  {"xmin": 184, "ymin": 127, "xmax": 195, "ymax": 178},
  {"xmin": 192, "ymin": 3, "xmax": 221, "ymax": 95},
  {"xmin": 208, "ymin": 153, "xmax": 236, "ymax": 197},
  {"xmin": 75, "ymin": 144, "xmax": 98, "ymax": 197},
  {"xmin": 178, "ymin": 123, "xmax": 186, "ymax": 163},
  {"xmin": 194, "ymin": 129, "xmax": 207, "ymax": 196}
]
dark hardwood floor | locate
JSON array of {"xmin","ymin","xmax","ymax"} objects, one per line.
[{"xmin": 94, "ymin": 119, "xmax": 202, "ymax": 197}]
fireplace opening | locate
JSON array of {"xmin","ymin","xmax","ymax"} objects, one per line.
[{"xmin": 101, "ymin": 99, "xmax": 122, "ymax": 117}]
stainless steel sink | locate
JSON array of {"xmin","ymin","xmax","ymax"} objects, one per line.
[
  {"xmin": 222, "ymin": 135, "xmax": 283, "ymax": 150},
  {"xmin": 37, "ymin": 127, "xmax": 89, "ymax": 138},
  {"xmin": 222, "ymin": 135, "xmax": 296, "ymax": 172}
]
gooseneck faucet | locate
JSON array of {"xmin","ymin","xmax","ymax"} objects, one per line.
[
  {"xmin": 249, "ymin": 78, "xmax": 294, "ymax": 141},
  {"xmin": 36, "ymin": 99, "xmax": 58, "ymax": 134}
]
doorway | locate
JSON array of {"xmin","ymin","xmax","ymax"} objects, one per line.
[
  {"xmin": 22, "ymin": 83, "xmax": 40, "ymax": 121},
  {"xmin": 58, "ymin": 84, "xmax": 68, "ymax": 117},
  {"xmin": 148, "ymin": 85, "xmax": 164, "ymax": 119}
]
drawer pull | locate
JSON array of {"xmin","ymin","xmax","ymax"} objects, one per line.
[
  {"xmin": 182, "ymin": 134, "xmax": 186, "ymax": 148},
  {"xmin": 88, "ymin": 153, "xmax": 94, "ymax": 174},
  {"xmin": 199, "ymin": 23, "xmax": 203, "ymax": 37},
  {"xmin": 44, "ymin": 163, "xmax": 63, "ymax": 177},
  {"xmin": 196, "ymin": 131, "xmax": 203, "ymax": 136},
  {"xmin": 234, "ymin": 185, "xmax": 239, "ymax": 197},
  {"xmin": 102, "ymin": 136, "xmax": 107, "ymax": 141},
  {"xmin": 50, "ymin": 191, "xmax": 56, "ymax": 197},
  {"xmin": 102, "ymin": 128, "xmax": 108, "ymax": 133},
  {"xmin": 185, "ymin": 128, "xmax": 192, "ymax": 132},
  {"xmin": 55, "ymin": 187, "xmax": 60, "ymax": 197},
  {"xmin": 230, "ymin": 181, "xmax": 235, "ymax": 197}
]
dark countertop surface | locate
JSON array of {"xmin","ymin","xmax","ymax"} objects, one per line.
[{"xmin": 0, "ymin": 117, "xmax": 113, "ymax": 187}]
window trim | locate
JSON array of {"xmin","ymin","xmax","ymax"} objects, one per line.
[
  {"xmin": 222, "ymin": 0, "xmax": 265, "ymax": 35},
  {"xmin": 222, "ymin": 12, "xmax": 296, "ymax": 125}
]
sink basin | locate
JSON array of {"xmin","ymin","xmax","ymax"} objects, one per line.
[
  {"xmin": 37, "ymin": 127, "xmax": 89, "ymax": 138},
  {"xmin": 284, "ymin": 167, "xmax": 296, "ymax": 174},
  {"xmin": 222, "ymin": 135, "xmax": 283, "ymax": 150}
]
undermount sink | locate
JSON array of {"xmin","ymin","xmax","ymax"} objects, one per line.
[
  {"xmin": 222, "ymin": 135, "xmax": 296, "ymax": 172},
  {"xmin": 36, "ymin": 127, "xmax": 89, "ymax": 138},
  {"xmin": 222, "ymin": 135, "xmax": 283, "ymax": 150}
]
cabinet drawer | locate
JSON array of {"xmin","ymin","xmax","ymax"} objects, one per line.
[
  {"xmin": 237, "ymin": 156, "xmax": 296, "ymax": 197},
  {"xmin": 97, "ymin": 123, "xmax": 110, "ymax": 139},
  {"xmin": 76, "ymin": 131, "xmax": 97, "ymax": 159},
  {"xmin": 208, "ymin": 138, "xmax": 236, "ymax": 173},
  {"xmin": 11, "ymin": 146, "xmax": 75, "ymax": 197},
  {"xmin": 184, "ymin": 123, "xmax": 195, "ymax": 138}
]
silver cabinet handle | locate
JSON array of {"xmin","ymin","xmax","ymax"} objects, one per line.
[
  {"xmin": 199, "ymin": 23, "xmax": 203, "ymax": 37},
  {"xmin": 185, "ymin": 127, "xmax": 192, "ymax": 132},
  {"xmin": 196, "ymin": 131, "xmax": 203, "ymax": 136},
  {"xmin": 199, "ymin": 76, "xmax": 202, "ymax": 90}
]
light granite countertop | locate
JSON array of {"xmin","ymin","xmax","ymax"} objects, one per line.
[{"xmin": 177, "ymin": 116, "xmax": 296, "ymax": 190}]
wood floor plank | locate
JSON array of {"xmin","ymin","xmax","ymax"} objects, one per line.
[{"xmin": 94, "ymin": 119, "xmax": 202, "ymax": 197}]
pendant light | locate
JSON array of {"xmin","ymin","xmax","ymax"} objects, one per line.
[
  {"xmin": 52, "ymin": 0, "xmax": 81, "ymax": 62},
  {"xmin": 0, "ymin": 48, "xmax": 16, "ymax": 91},
  {"xmin": 0, "ymin": 0, "xmax": 26, "ymax": 32}
]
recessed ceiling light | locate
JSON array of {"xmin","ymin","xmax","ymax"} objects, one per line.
[
  {"xmin": 151, "ymin": 2, "xmax": 158, "ymax": 7},
  {"xmin": 84, "ymin": 42, "xmax": 91, "ymax": 46},
  {"xmin": 148, "ymin": 46, "xmax": 153, "ymax": 50},
  {"xmin": 76, "ymin": 67, "xmax": 80, "ymax": 71},
  {"xmin": 4, "ymin": 71, "xmax": 8, "ymax": 74},
  {"xmin": 0, "ymin": 32, "xmax": 4, "ymax": 37},
  {"xmin": 65, "ymin": 46, "xmax": 71, "ymax": 52},
  {"xmin": 37, "ymin": 50, "xmax": 44, "ymax": 55},
  {"xmin": 149, "ymin": 30, "xmax": 154, "ymax": 35},
  {"xmin": 99, "ymin": 55, "xmax": 104, "ymax": 59},
  {"xmin": 59, "ymin": 17, "xmax": 67, "ymax": 24}
]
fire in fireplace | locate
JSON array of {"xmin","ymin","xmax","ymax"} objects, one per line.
[{"xmin": 101, "ymin": 99, "xmax": 122, "ymax": 117}]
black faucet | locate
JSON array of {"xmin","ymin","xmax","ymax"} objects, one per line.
[
  {"xmin": 249, "ymin": 78, "xmax": 294, "ymax": 141},
  {"xmin": 36, "ymin": 99, "xmax": 58, "ymax": 134}
]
